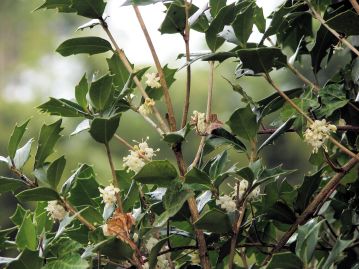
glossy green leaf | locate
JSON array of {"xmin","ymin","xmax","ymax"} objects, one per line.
[
  {"xmin": 194, "ymin": 209, "xmax": 232, "ymax": 234},
  {"xmin": 34, "ymin": 120, "xmax": 63, "ymax": 169},
  {"xmin": 8, "ymin": 119, "xmax": 30, "ymax": 159},
  {"xmin": 266, "ymin": 201, "xmax": 296, "ymax": 224},
  {"xmin": 185, "ymin": 167, "xmax": 212, "ymax": 186},
  {"xmin": 205, "ymin": 128, "xmax": 246, "ymax": 152},
  {"xmin": 236, "ymin": 167, "xmax": 255, "ymax": 184},
  {"xmin": 89, "ymin": 114, "xmax": 120, "ymax": 144},
  {"xmin": 232, "ymin": 2, "xmax": 254, "ymax": 46},
  {"xmin": 163, "ymin": 124, "xmax": 191, "ymax": 144},
  {"xmin": 134, "ymin": 160, "xmax": 178, "ymax": 186},
  {"xmin": 7, "ymin": 249, "xmax": 43, "ymax": 269},
  {"xmin": 321, "ymin": 238, "xmax": 354, "ymax": 269},
  {"xmin": 210, "ymin": 0, "xmax": 226, "ymax": 17},
  {"xmin": 15, "ymin": 212, "xmax": 37, "ymax": 251},
  {"xmin": 267, "ymin": 252, "xmax": 304, "ymax": 269},
  {"xmin": 71, "ymin": 0, "xmax": 106, "ymax": 19},
  {"xmin": 13, "ymin": 139, "xmax": 34, "ymax": 169},
  {"xmin": 107, "ymin": 53, "xmax": 131, "ymax": 89},
  {"xmin": 75, "ymin": 74, "xmax": 89, "ymax": 110},
  {"xmin": 16, "ymin": 187, "xmax": 60, "ymax": 202},
  {"xmin": 35, "ymin": 0, "xmax": 75, "ymax": 13},
  {"xmin": 68, "ymin": 176, "xmax": 100, "ymax": 208},
  {"xmin": 0, "ymin": 177, "xmax": 26, "ymax": 194},
  {"xmin": 227, "ymin": 105, "xmax": 259, "ymax": 141},
  {"xmin": 47, "ymin": 155, "xmax": 66, "ymax": 190},
  {"xmin": 38, "ymin": 98, "xmax": 88, "ymax": 117},
  {"xmin": 89, "ymin": 74, "xmax": 114, "ymax": 111},
  {"xmin": 42, "ymin": 254, "xmax": 89, "ymax": 269},
  {"xmin": 61, "ymin": 164, "xmax": 93, "ymax": 195},
  {"xmin": 56, "ymin": 37, "xmax": 112, "ymax": 56}
]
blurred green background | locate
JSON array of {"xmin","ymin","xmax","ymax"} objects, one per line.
[{"xmin": 0, "ymin": 0, "xmax": 313, "ymax": 236}]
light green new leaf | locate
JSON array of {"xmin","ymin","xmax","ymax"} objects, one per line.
[
  {"xmin": 16, "ymin": 187, "xmax": 60, "ymax": 202},
  {"xmin": 15, "ymin": 213, "xmax": 37, "ymax": 251},
  {"xmin": 13, "ymin": 139, "xmax": 34, "ymax": 169},
  {"xmin": 134, "ymin": 160, "xmax": 178, "ymax": 186},
  {"xmin": 34, "ymin": 119, "xmax": 63, "ymax": 169},
  {"xmin": 47, "ymin": 156, "xmax": 66, "ymax": 190},
  {"xmin": 75, "ymin": 74, "xmax": 89, "ymax": 109},
  {"xmin": 89, "ymin": 114, "xmax": 121, "ymax": 144},
  {"xmin": 227, "ymin": 105, "xmax": 259, "ymax": 141},
  {"xmin": 42, "ymin": 254, "xmax": 89, "ymax": 269},
  {"xmin": 56, "ymin": 37, "xmax": 112, "ymax": 56},
  {"xmin": 89, "ymin": 74, "xmax": 114, "ymax": 111},
  {"xmin": 71, "ymin": 0, "xmax": 106, "ymax": 19},
  {"xmin": 0, "ymin": 177, "xmax": 26, "ymax": 194},
  {"xmin": 8, "ymin": 119, "xmax": 30, "ymax": 160},
  {"xmin": 38, "ymin": 98, "xmax": 88, "ymax": 117}
]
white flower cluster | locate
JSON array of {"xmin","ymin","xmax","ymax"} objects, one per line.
[
  {"xmin": 216, "ymin": 195, "xmax": 237, "ymax": 213},
  {"xmin": 145, "ymin": 72, "xmax": 161, "ymax": 88},
  {"xmin": 304, "ymin": 119, "xmax": 337, "ymax": 153},
  {"xmin": 191, "ymin": 110, "xmax": 206, "ymax": 134},
  {"xmin": 45, "ymin": 200, "xmax": 67, "ymax": 221},
  {"xmin": 238, "ymin": 179, "xmax": 260, "ymax": 200},
  {"xmin": 98, "ymin": 184, "xmax": 119, "ymax": 206},
  {"xmin": 144, "ymin": 237, "xmax": 169, "ymax": 269},
  {"xmin": 123, "ymin": 138, "xmax": 159, "ymax": 173},
  {"xmin": 138, "ymin": 98, "xmax": 155, "ymax": 116}
]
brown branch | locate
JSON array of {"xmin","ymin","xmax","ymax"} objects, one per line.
[
  {"xmin": 349, "ymin": 0, "xmax": 359, "ymax": 15},
  {"xmin": 181, "ymin": 0, "xmax": 192, "ymax": 128},
  {"xmin": 262, "ymin": 154, "xmax": 359, "ymax": 265},
  {"xmin": 100, "ymin": 20, "xmax": 169, "ymax": 133},
  {"xmin": 257, "ymin": 125, "xmax": 359, "ymax": 134},
  {"xmin": 132, "ymin": 5, "xmax": 177, "ymax": 132},
  {"xmin": 62, "ymin": 199, "xmax": 96, "ymax": 230},
  {"xmin": 306, "ymin": 0, "xmax": 359, "ymax": 57}
]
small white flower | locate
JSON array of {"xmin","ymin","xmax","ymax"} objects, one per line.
[
  {"xmin": 98, "ymin": 184, "xmax": 120, "ymax": 206},
  {"xmin": 304, "ymin": 119, "xmax": 337, "ymax": 153},
  {"xmin": 216, "ymin": 195, "xmax": 237, "ymax": 213},
  {"xmin": 102, "ymin": 224, "xmax": 111, "ymax": 236},
  {"xmin": 191, "ymin": 110, "xmax": 206, "ymax": 134},
  {"xmin": 145, "ymin": 72, "xmax": 161, "ymax": 88},
  {"xmin": 45, "ymin": 200, "xmax": 67, "ymax": 221},
  {"xmin": 138, "ymin": 98, "xmax": 156, "ymax": 116},
  {"xmin": 123, "ymin": 138, "xmax": 159, "ymax": 173},
  {"xmin": 238, "ymin": 180, "xmax": 260, "ymax": 200}
]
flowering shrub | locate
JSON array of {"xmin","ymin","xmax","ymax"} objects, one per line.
[{"xmin": 0, "ymin": 0, "xmax": 359, "ymax": 269}]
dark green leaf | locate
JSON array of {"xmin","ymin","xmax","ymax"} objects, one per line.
[
  {"xmin": 209, "ymin": 0, "xmax": 226, "ymax": 17},
  {"xmin": 208, "ymin": 151, "xmax": 228, "ymax": 179},
  {"xmin": 134, "ymin": 160, "xmax": 178, "ymax": 186},
  {"xmin": 8, "ymin": 119, "xmax": 30, "ymax": 159},
  {"xmin": 16, "ymin": 187, "xmax": 60, "ymax": 202},
  {"xmin": 56, "ymin": 37, "xmax": 112, "ymax": 56},
  {"xmin": 47, "ymin": 156, "xmax": 66, "ymax": 190},
  {"xmin": 107, "ymin": 53, "xmax": 131, "ymax": 89},
  {"xmin": 0, "ymin": 177, "xmax": 26, "ymax": 194},
  {"xmin": 236, "ymin": 47, "xmax": 287, "ymax": 74},
  {"xmin": 89, "ymin": 114, "xmax": 121, "ymax": 143},
  {"xmin": 185, "ymin": 167, "xmax": 212, "ymax": 186},
  {"xmin": 34, "ymin": 119, "xmax": 63, "ymax": 169},
  {"xmin": 100, "ymin": 237, "xmax": 134, "ymax": 260},
  {"xmin": 254, "ymin": 5, "xmax": 266, "ymax": 33},
  {"xmin": 61, "ymin": 164, "xmax": 93, "ymax": 195},
  {"xmin": 38, "ymin": 98, "xmax": 88, "ymax": 117},
  {"xmin": 71, "ymin": 0, "xmax": 106, "ymax": 19},
  {"xmin": 13, "ymin": 139, "xmax": 34, "ymax": 169},
  {"xmin": 42, "ymin": 254, "xmax": 89, "ymax": 269},
  {"xmin": 89, "ymin": 74, "xmax": 114, "ymax": 111},
  {"xmin": 149, "ymin": 237, "xmax": 169, "ymax": 269},
  {"xmin": 35, "ymin": 0, "xmax": 75, "ymax": 13},
  {"xmin": 7, "ymin": 249, "xmax": 42, "ymax": 269},
  {"xmin": 266, "ymin": 201, "xmax": 296, "ymax": 224},
  {"xmin": 316, "ymin": 84, "xmax": 348, "ymax": 117},
  {"xmin": 10, "ymin": 204, "xmax": 28, "ymax": 226},
  {"xmin": 236, "ymin": 167, "xmax": 255, "ymax": 184},
  {"xmin": 232, "ymin": 2, "xmax": 254, "ymax": 46},
  {"xmin": 68, "ymin": 176, "xmax": 100, "ymax": 208},
  {"xmin": 227, "ymin": 105, "xmax": 259, "ymax": 141},
  {"xmin": 75, "ymin": 74, "xmax": 89, "ymax": 110},
  {"xmin": 163, "ymin": 124, "xmax": 191, "ymax": 144},
  {"xmin": 34, "ymin": 201, "xmax": 53, "ymax": 234},
  {"xmin": 326, "ymin": 10, "xmax": 359, "ymax": 36},
  {"xmin": 205, "ymin": 128, "xmax": 246, "ymax": 152},
  {"xmin": 15, "ymin": 212, "xmax": 37, "ymax": 251},
  {"xmin": 321, "ymin": 238, "xmax": 354, "ymax": 269},
  {"xmin": 258, "ymin": 118, "xmax": 295, "ymax": 152},
  {"xmin": 194, "ymin": 209, "xmax": 232, "ymax": 234},
  {"xmin": 267, "ymin": 252, "xmax": 304, "ymax": 269}
]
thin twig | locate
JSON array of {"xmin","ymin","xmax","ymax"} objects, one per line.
[
  {"xmin": 100, "ymin": 19, "xmax": 169, "ymax": 133},
  {"xmin": 262, "ymin": 154, "xmax": 359, "ymax": 265},
  {"xmin": 114, "ymin": 134, "xmax": 134, "ymax": 150},
  {"xmin": 62, "ymin": 199, "xmax": 96, "ymax": 230},
  {"xmin": 132, "ymin": 5, "xmax": 177, "ymax": 131},
  {"xmin": 306, "ymin": 0, "xmax": 359, "ymax": 57},
  {"xmin": 349, "ymin": 0, "xmax": 359, "ymax": 14},
  {"xmin": 257, "ymin": 125, "xmax": 359, "ymax": 134},
  {"xmin": 105, "ymin": 143, "xmax": 124, "ymax": 212}
]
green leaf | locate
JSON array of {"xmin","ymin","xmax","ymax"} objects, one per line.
[
  {"xmin": 7, "ymin": 249, "xmax": 43, "ymax": 269},
  {"xmin": 253, "ymin": 5, "xmax": 266, "ymax": 33},
  {"xmin": 266, "ymin": 201, "xmax": 296, "ymax": 224},
  {"xmin": 34, "ymin": 201, "xmax": 53, "ymax": 234},
  {"xmin": 89, "ymin": 114, "xmax": 121, "ymax": 144},
  {"xmin": 89, "ymin": 74, "xmax": 114, "ymax": 111},
  {"xmin": 267, "ymin": 252, "xmax": 304, "ymax": 269},
  {"xmin": 75, "ymin": 74, "xmax": 89, "ymax": 110},
  {"xmin": 257, "ymin": 118, "xmax": 295, "ymax": 152},
  {"xmin": 149, "ymin": 237, "xmax": 169, "ymax": 269},
  {"xmin": 294, "ymin": 169, "xmax": 323, "ymax": 214},
  {"xmin": 208, "ymin": 151, "xmax": 228, "ymax": 179},
  {"xmin": 296, "ymin": 219, "xmax": 323, "ymax": 265},
  {"xmin": 134, "ymin": 160, "xmax": 178, "ymax": 186},
  {"xmin": 47, "ymin": 156, "xmax": 66, "ymax": 190},
  {"xmin": 326, "ymin": 10, "xmax": 359, "ymax": 36},
  {"xmin": 194, "ymin": 209, "xmax": 232, "ymax": 234},
  {"xmin": 42, "ymin": 254, "xmax": 89, "ymax": 269},
  {"xmin": 205, "ymin": 3, "xmax": 237, "ymax": 52},
  {"xmin": 0, "ymin": 177, "xmax": 26, "ymax": 194},
  {"xmin": 61, "ymin": 164, "xmax": 93, "ymax": 195},
  {"xmin": 8, "ymin": 119, "xmax": 30, "ymax": 159},
  {"xmin": 68, "ymin": 176, "xmax": 100, "ymax": 208},
  {"xmin": 316, "ymin": 84, "xmax": 349, "ymax": 117},
  {"xmin": 321, "ymin": 238, "xmax": 354, "ymax": 269},
  {"xmin": 34, "ymin": 119, "xmax": 63, "ymax": 169},
  {"xmin": 13, "ymin": 139, "xmax": 34, "ymax": 169},
  {"xmin": 56, "ymin": 37, "xmax": 112, "ymax": 56},
  {"xmin": 146, "ymin": 65, "xmax": 177, "ymax": 100},
  {"xmin": 107, "ymin": 53, "xmax": 131, "ymax": 89},
  {"xmin": 70, "ymin": 120, "xmax": 90, "ymax": 136},
  {"xmin": 35, "ymin": 0, "xmax": 75, "ymax": 13},
  {"xmin": 16, "ymin": 187, "xmax": 60, "ymax": 202},
  {"xmin": 236, "ymin": 167, "xmax": 255, "ymax": 184},
  {"xmin": 254, "ymin": 165, "xmax": 296, "ymax": 187},
  {"xmin": 100, "ymin": 237, "xmax": 134, "ymax": 260},
  {"xmin": 205, "ymin": 128, "xmax": 246, "ymax": 152},
  {"xmin": 163, "ymin": 124, "xmax": 191, "ymax": 144},
  {"xmin": 236, "ymin": 47, "xmax": 287, "ymax": 74},
  {"xmin": 10, "ymin": 204, "xmax": 28, "ymax": 226},
  {"xmin": 38, "ymin": 98, "xmax": 88, "ymax": 117},
  {"xmin": 122, "ymin": 0, "xmax": 162, "ymax": 6},
  {"xmin": 15, "ymin": 212, "xmax": 37, "ymax": 251},
  {"xmin": 185, "ymin": 167, "xmax": 212, "ymax": 186},
  {"xmin": 232, "ymin": 2, "xmax": 254, "ymax": 46},
  {"xmin": 227, "ymin": 105, "xmax": 259, "ymax": 141},
  {"xmin": 209, "ymin": 0, "xmax": 226, "ymax": 17},
  {"xmin": 71, "ymin": 0, "xmax": 106, "ymax": 19}
]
